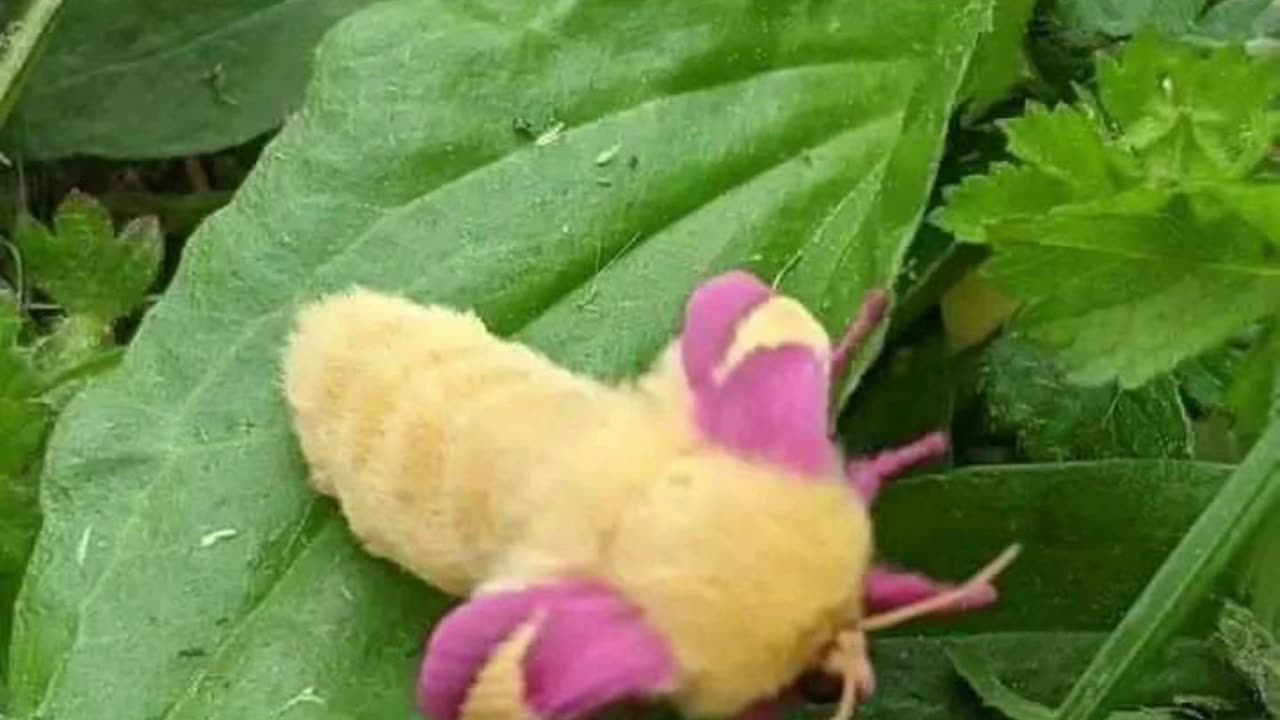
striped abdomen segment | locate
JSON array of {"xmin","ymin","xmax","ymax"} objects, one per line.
[{"xmin": 282, "ymin": 289, "xmax": 603, "ymax": 594}]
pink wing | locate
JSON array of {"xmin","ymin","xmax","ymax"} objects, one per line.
[
  {"xmin": 418, "ymin": 581, "xmax": 676, "ymax": 720},
  {"xmin": 679, "ymin": 272, "xmax": 837, "ymax": 476}
]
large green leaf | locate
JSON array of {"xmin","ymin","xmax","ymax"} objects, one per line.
[
  {"xmin": 1, "ymin": 0, "xmax": 380, "ymax": 159},
  {"xmin": 6, "ymin": 1, "xmax": 991, "ymax": 717}
]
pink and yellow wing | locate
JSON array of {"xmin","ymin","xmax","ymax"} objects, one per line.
[{"xmin": 419, "ymin": 582, "xmax": 677, "ymax": 720}]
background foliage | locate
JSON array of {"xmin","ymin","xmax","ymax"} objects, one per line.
[{"xmin": 0, "ymin": 0, "xmax": 1278, "ymax": 719}]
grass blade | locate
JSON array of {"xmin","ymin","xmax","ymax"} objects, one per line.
[{"xmin": 1056, "ymin": 420, "xmax": 1280, "ymax": 720}]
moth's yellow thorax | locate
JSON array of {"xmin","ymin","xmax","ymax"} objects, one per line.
[{"xmin": 604, "ymin": 450, "xmax": 872, "ymax": 717}]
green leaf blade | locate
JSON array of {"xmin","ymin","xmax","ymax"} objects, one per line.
[{"xmin": 3, "ymin": 0, "xmax": 384, "ymax": 159}]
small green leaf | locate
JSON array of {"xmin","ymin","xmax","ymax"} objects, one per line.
[
  {"xmin": 1219, "ymin": 601, "xmax": 1280, "ymax": 716},
  {"xmin": 936, "ymin": 36, "xmax": 1280, "ymax": 387},
  {"xmin": 1175, "ymin": 331, "xmax": 1255, "ymax": 415},
  {"xmin": 842, "ymin": 633, "xmax": 1243, "ymax": 720},
  {"xmin": 14, "ymin": 191, "xmax": 162, "ymax": 322},
  {"xmin": 0, "ymin": 463, "xmax": 39, "ymax": 576},
  {"xmin": 875, "ymin": 461, "xmax": 1233, "ymax": 635},
  {"xmin": 0, "ymin": 292, "xmax": 44, "ymax": 584},
  {"xmin": 980, "ymin": 334, "xmax": 1192, "ymax": 461},
  {"xmin": 951, "ymin": 646, "xmax": 1057, "ymax": 720},
  {"xmin": 32, "ymin": 313, "xmax": 120, "ymax": 410},
  {"xmin": 933, "ymin": 163, "xmax": 1076, "ymax": 242},
  {"xmin": 998, "ymin": 103, "xmax": 1134, "ymax": 192}
]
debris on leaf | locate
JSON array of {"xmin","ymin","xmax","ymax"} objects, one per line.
[
  {"xmin": 279, "ymin": 686, "xmax": 326, "ymax": 713},
  {"xmin": 511, "ymin": 116, "xmax": 536, "ymax": 139},
  {"xmin": 199, "ymin": 528, "xmax": 239, "ymax": 548},
  {"xmin": 534, "ymin": 120, "xmax": 566, "ymax": 146},
  {"xmin": 594, "ymin": 143, "xmax": 622, "ymax": 166}
]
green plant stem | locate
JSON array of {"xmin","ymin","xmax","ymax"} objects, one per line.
[
  {"xmin": 1056, "ymin": 420, "xmax": 1280, "ymax": 720},
  {"xmin": 0, "ymin": 0, "xmax": 65, "ymax": 126}
]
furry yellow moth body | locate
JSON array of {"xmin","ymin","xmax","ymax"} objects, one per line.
[
  {"xmin": 284, "ymin": 287, "xmax": 871, "ymax": 716},
  {"xmin": 283, "ymin": 271, "xmax": 1012, "ymax": 720}
]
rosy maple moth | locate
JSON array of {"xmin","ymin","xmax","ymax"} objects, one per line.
[{"xmin": 282, "ymin": 270, "xmax": 1016, "ymax": 720}]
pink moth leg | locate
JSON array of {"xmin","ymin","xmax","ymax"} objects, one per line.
[
  {"xmin": 830, "ymin": 290, "xmax": 890, "ymax": 384},
  {"xmin": 846, "ymin": 431, "xmax": 949, "ymax": 505}
]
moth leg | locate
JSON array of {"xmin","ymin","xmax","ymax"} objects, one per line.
[
  {"xmin": 829, "ymin": 290, "xmax": 889, "ymax": 383},
  {"xmin": 821, "ymin": 630, "xmax": 876, "ymax": 720},
  {"xmin": 864, "ymin": 566, "xmax": 997, "ymax": 616},
  {"xmin": 845, "ymin": 431, "xmax": 948, "ymax": 504}
]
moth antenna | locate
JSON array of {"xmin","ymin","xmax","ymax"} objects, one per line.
[
  {"xmin": 830, "ymin": 290, "xmax": 889, "ymax": 384},
  {"xmin": 861, "ymin": 544, "xmax": 1021, "ymax": 632}
]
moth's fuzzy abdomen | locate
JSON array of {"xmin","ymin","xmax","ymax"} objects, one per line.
[{"xmin": 281, "ymin": 288, "xmax": 606, "ymax": 593}]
